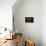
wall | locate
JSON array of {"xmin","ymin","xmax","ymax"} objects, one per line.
[
  {"xmin": 0, "ymin": 0, "xmax": 16, "ymax": 30},
  {"xmin": 13, "ymin": 0, "xmax": 41, "ymax": 46},
  {"xmin": 41, "ymin": 0, "xmax": 46, "ymax": 46}
]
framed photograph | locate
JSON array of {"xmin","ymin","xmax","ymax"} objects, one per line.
[{"xmin": 25, "ymin": 17, "xmax": 34, "ymax": 23}]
